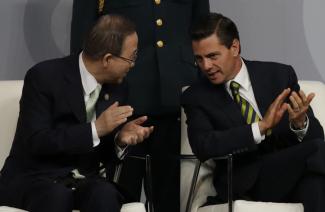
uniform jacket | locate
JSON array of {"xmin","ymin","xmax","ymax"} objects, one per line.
[{"xmin": 70, "ymin": 0, "xmax": 210, "ymax": 114}]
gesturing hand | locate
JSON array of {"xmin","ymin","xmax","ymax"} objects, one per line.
[
  {"xmin": 117, "ymin": 116, "xmax": 154, "ymax": 146},
  {"xmin": 287, "ymin": 90, "xmax": 315, "ymax": 129},
  {"xmin": 258, "ymin": 88, "xmax": 290, "ymax": 135},
  {"xmin": 95, "ymin": 102, "xmax": 134, "ymax": 137}
]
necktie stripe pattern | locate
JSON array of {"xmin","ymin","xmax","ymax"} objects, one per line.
[
  {"xmin": 230, "ymin": 81, "xmax": 271, "ymax": 136},
  {"xmin": 230, "ymin": 81, "xmax": 260, "ymax": 124}
]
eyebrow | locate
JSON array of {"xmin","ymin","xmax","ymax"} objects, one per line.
[
  {"xmin": 205, "ymin": 51, "xmax": 220, "ymax": 57},
  {"xmin": 195, "ymin": 51, "xmax": 220, "ymax": 58}
]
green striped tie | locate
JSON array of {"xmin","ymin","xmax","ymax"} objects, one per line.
[{"xmin": 230, "ymin": 81, "xmax": 271, "ymax": 135}]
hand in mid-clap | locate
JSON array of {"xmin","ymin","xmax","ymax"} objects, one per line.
[
  {"xmin": 95, "ymin": 102, "xmax": 134, "ymax": 137},
  {"xmin": 258, "ymin": 88, "xmax": 290, "ymax": 135},
  {"xmin": 117, "ymin": 116, "xmax": 154, "ymax": 147},
  {"xmin": 287, "ymin": 90, "xmax": 315, "ymax": 129}
]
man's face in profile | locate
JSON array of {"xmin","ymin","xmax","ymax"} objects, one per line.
[
  {"xmin": 104, "ymin": 32, "xmax": 138, "ymax": 84},
  {"xmin": 192, "ymin": 34, "xmax": 240, "ymax": 85}
]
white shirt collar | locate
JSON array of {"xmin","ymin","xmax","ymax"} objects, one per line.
[
  {"xmin": 226, "ymin": 58, "xmax": 250, "ymax": 91},
  {"xmin": 79, "ymin": 52, "xmax": 101, "ymax": 95}
]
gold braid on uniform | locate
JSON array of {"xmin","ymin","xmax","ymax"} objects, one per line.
[{"xmin": 98, "ymin": 0, "xmax": 105, "ymax": 15}]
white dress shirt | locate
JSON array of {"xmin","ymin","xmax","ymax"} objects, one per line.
[{"xmin": 225, "ymin": 58, "xmax": 308, "ymax": 144}]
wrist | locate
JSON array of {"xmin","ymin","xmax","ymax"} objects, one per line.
[
  {"xmin": 292, "ymin": 116, "xmax": 307, "ymax": 130},
  {"xmin": 258, "ymin": 121, "xmax": 268, "ymax": 135}
]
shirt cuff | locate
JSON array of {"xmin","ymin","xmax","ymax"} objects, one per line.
[
  {"xmin": 290, "ymin": 115, "xmax": 309, "ymax": 142},
  {"xmin": 252, "ymin": 122, "xmax": 265, "ymax": 144},
  {"xmin": 91, "ymin": 122, "xmax": 100, "ymax": 147},
  {"xmin": 114, "ymin": 132, "xmax": 128, "ymax": 159}
]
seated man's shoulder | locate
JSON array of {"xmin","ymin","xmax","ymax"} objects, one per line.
[
  {"xmin": 181, "ymin": 79, "xmax": 215, "ymax": 103},
  {"xmin": 26, "ymin": 55, "xmax": 76, "ymax": 81},
  {"xmin": 248, "ymin": 59, "xmax": 293, "ymax": 71}
]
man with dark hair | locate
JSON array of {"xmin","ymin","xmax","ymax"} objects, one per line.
[
  {"xmin": 70, "ymin": 1, "xmax": 210, "ymax": 211},
  {"xmin": 182, "ymin": 12, "xmax": 325, "ymax": 212},
  {"xmin": 0, "ymin": 14, "xmax": 153, "ymax": 212}
]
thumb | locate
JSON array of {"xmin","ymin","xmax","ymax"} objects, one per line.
[{"xmin": 133, "ymin": 116, "xmax": 148, "ymax": 125}]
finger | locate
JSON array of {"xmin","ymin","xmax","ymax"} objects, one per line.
[
  {"xmin": 291, "ymin": 91, "xmax": 303, "ymax": 108},
  {"xmin": 131, "ymin": 135, "xmax": 138, "ymax": 145},
  {"xmin": 115, "ymin": 117, "xmax": 128, "ymax": 126},
  {"xmin": 276, "ymin": 102, "xmax": 288, "ymax": 116},
  {"xmin": 287, "ymin": 104, "xmax": 295, "ymax": 115},
  {"xmin": 142, "ymin": 128, "xmax": 151, "ymax": 139},
  {"xmin": 306, "ymin": 92, "xmax": 315, "ymax": 105},
  {"xmin": 116, "ymin": 110, "xmax": 133, "ymax": 120},
  {"xmin": 132, "ymin": 116, "xmax": 148, "ymax": 125},
  {"xmin": 299, "ymin": 90, "xmax": 307, "ymax": 104},
  {"xmin": 107, "ymin": 102, "xmax": 119, "ymax": 110},
  {"xmin": 273, "ymin": 88, "xmax": 291, "ymax": 109},
  {"xmin": 289, "ymin": 95, "xmax": 299, "ymax": 111},
  {"xmin": 112, "ymin": 106, "xmax": 134, "ymax": 116}
]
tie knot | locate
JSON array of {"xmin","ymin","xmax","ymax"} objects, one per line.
[
  {"xmin": 86, "ymin": 84, "xmax": 101, "ymax": 122},
  {"xmin": 90, "ymin": 84, "xmax": 101, "ymax": 99},
  {"xmin": 230, "ymin": 81, "xmax": 240, "ymax": 94}
]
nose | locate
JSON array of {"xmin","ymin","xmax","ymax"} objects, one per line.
[{"xmin": 201, "ymin": 58, "xmax": 213, "ymax": 71}]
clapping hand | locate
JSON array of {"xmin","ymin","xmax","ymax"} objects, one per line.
[
  {"xmin": 287, "ymin": 90, "xmax": 315, "ymax": 129},
  {"xmin": 117, "ymin": 116, "xmax": 154, "ymax": 146}
]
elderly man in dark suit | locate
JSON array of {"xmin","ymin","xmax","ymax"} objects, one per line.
[
  {"xmin": 0, "ymin": 14, "xmax": 153, "ymax": 212},
  {"xmin": 181, "ymin": 12, "xmax": 325, "ymax": 212},
  {"xmin": 70, "ymin": 1, "xmax": 210, "ymax": 211}
]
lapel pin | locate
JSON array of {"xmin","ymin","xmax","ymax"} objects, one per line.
[{"xmin": 104, "ymin": 93, "xmax": 110, "ymax": 101}]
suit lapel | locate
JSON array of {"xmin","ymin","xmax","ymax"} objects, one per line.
[
  {"xmin": 210, "ymin": 83, "xmax": 245, "ymax": 126},
  {"xmin": 64, "ymin": 56, "xmax": 87, "ymax": 123}
]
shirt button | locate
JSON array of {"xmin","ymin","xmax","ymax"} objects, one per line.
[
  {"xmin": 156, "ymin": 18, "xmax": 163, "ymax": 26},
  {"xmin": 156, "ymin": 40, "xmax": 164, "ymax": 48},
  {"xmin": 154, "ymin": 0, "xmax": 161, "ymax": 5}
]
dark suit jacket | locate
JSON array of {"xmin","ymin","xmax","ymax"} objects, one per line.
[
  {"xmin": 70, "ymin": 0, "xmax": 210, "ymax": 115},
  {"xmin": 181, "ymin": 59, "xmax": 324, "ymax": 201},
  {"xmin": 0, "ymin": 55, "xmax": 127, "ymax": 203}
]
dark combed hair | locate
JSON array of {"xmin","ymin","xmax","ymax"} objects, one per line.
[
  {"xmin": 83, "ymin": 14, "xmax": 136, "ymax": 60},
  {"xmin": 190, "ymin": 12, "xmax": 240, "ymax": 49}
]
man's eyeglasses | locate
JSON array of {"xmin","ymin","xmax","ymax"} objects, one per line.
[{"xmin": 111, "ymin": 53, "xmax": 137, "ymax": 66}]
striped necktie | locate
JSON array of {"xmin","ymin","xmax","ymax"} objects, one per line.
[
  {"xmin": 230, "ymin": 81, "xmax": 260, "ymax": 124},
  {"xmin": 230, "ymin": 81, "xmax": 271, "ymax": 135}
]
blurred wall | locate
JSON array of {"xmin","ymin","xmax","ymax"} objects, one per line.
[
  {"xmin": 0, "ymin": 0, "xmax": 324, "ymax": 82},
  {"xmin": 0, "ymin": 0, "xmax": 72, "ymax": 79},
  {"xmin": 210, "ymin": 0, "xmax": 325, "ymax": 81}
]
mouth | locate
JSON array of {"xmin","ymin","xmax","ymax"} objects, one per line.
[{"xmin": 207, "ymin": 70, "xmax": 221, "ymax": 80}]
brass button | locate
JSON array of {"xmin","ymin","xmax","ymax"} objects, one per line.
[
  {"xmin": 156, "ymin": 40, "xmax": 164, "ymax": 48},
  {"xmin": 154, "ymin": 0, "xmax": 161, "ymax": 5},
  {"xmin": 156, "ymin": 19, "xmax": 163, "ymax": 26}
]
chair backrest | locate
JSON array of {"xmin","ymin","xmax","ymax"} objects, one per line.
[
  {"xmin": 298, "ymin": 80, "xmax": 325, "ymax": 128},
  {"xmin": 0, "ymin": 80, "xmax": 23, "ymax": 169},
  {"xmin": 180, "ymin": 80, "xmax": 325, "ymax": 212}
]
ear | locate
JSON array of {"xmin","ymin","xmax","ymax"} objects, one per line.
[
  {"xmin": 102, "ymin": 53, "xmax": 113, "ymax": 67},
  {"xmin": 231, "ymin": 39, "xmax": 240, "ymax": 57}
]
